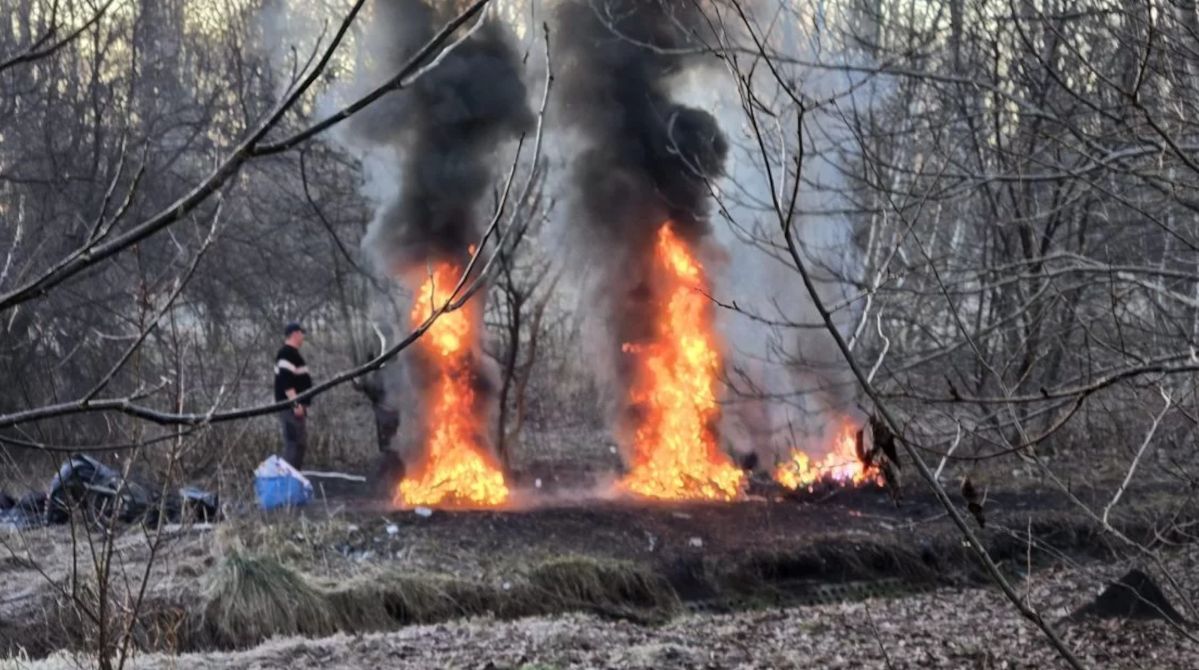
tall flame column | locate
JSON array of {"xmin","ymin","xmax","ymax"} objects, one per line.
[
  {"xmin": 394, "ymin": 264, "xmax": 509, "ymax": 508},
  {"xmin": 620, "ymin": 224, "xmax": 746, "ymax": 501}
]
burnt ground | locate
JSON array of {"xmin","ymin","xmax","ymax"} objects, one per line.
[
  {"xmin": 2, "ymin": 472, "xmax": 1197, "ymax": 667},
  {"xmin": 309, "ymin": 478, "xmax": 1190, "ymax": 607}
]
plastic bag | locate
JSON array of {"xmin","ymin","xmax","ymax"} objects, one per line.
[{"xmin": 254, "ymin": 456, "xmax": 313, "ymax": 510}]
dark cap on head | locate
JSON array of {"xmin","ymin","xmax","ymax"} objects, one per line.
[{"xmin": 284, "ymin": 322, "xmax": 306, "ymax": 337}]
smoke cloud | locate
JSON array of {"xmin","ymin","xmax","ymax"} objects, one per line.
[
  {"xmin": 352, "ymin": 0, "xmax": 533, "ymax": 275},
  {"xmin": 669, "ymin": 3, "xmax": 874, "ymax": 467},
  {"xmin": 553, "ymin": 1, "xmax": 727, "ymax": 243}
]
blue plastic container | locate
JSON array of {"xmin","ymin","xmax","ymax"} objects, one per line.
[{"xmin": 255, "ymin": 475, "xmax": 311, "ymax": 510}]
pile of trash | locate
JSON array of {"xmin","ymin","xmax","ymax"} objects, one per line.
[{"xmin": 0, "ymin": 455, "xmax": 220, "ymax": 529}]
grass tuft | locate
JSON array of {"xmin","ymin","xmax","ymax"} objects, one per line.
[
  {"xmin": 526, "ymin": 556, "xmax": 680, "ymax": 621},
  {"xmin": 325, "ymin": 569, "xmax": 498, "ymax": 627},
  {"xmin": 201, "ymin": 551, "xmax": 337, "ymax": 646}
]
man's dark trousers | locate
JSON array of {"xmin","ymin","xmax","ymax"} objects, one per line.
[{"xmin": 279, "ymin": 410, "xmax": 307, "ymax": 470}]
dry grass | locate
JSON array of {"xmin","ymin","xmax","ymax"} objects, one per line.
[
  {"xmin": 526, "ymin": 556, "xmax": 680, "ymax": 621},
  {"xmin": 202, "ymin": 551, "xmax": 338, "ymax": 647},
  {"xmin": 7, "ymin": 507, "xmax": 1195, "ymax": 665},
  {"xmin": 1, "ymin": 535, "xmax": 988, "ymax": 657},
  {"xmin": 324, "ymin": 569, "xmax": 498, "ymax": 627},
  {"xmin": 192, "ymin": 551, "xmax": 681, "ymax": 651}
]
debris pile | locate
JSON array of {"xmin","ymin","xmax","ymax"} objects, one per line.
[{"xmin": 0, "ymin": 455, "xmax": 219, "ymax": 529}]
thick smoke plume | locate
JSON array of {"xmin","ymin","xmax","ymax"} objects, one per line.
[
  {"xmin": 338, "ymin": 0, "xmax": 532, "ymax": 466},
  {"xmin": 354, "ymin": 0, "xmax": 533, "ymax": 274},
  {"xmin": 552, "ymin": 0, "xmax": 729, "ymax": 431},
  {"xmin": 554, "ymin": 1, "xmax": 727, "ymax": 242}
]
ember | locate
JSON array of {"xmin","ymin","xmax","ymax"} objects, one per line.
[
  {"xmin": 620, "ymin": 224, "xmax": 746, "ymax": 501},
  {"xmin": 774, "ymin": 419, "xmax": 882, "ymax": 491},
  {"xmin": 395, "ymin": 263, "xmax": 509, "ymax": 508}
]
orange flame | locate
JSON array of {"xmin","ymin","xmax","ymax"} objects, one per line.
[
  {"xmin": 394, "ymin": 263, "xmax": 509, "ymax": 508},
  {"xmin": 620, "ymin": 224, "xmax": 746, "ymax": 501},
  {"xmin": 774, "ymin": 419, "xmax": 881, "ymax": 490}
]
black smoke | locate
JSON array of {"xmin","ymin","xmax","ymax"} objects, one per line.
[
  {"xmin": 346, "ymin": 0, "xmax": 532, "ymax": 471},
  {"xmin": 553, "ymin": 0, "xmax": 727, "ymax": 246},
  {"xmin": 354, "ymin": 0, "xmax": 533, "ymax": 273},
  {"xmin": 552, "ymin": 0, "xmax": 729, "ymax": 411}
]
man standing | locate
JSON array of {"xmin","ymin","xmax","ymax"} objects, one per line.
[{"xmin": 275, "ymin": 322, "xmax": 313, "ymax": 469}]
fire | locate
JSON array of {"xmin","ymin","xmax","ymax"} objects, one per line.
[
  {"xmin": 774, "ymin": 419, "xmax": 882, "ymax": 490},
  {"xmin": 620, "ymin": 224, "xmax": 746, "ymax": 501},
  {"xmin": 394, "ymin": 263, "xmax": 510, "ymax": 508}
]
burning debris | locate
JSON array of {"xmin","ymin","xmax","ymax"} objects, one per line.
[
  {"xmin": 345, "ymin": 0, "xmax": 532, "ymax": 508},
  {"xmin": 774, "ymin": 420, "xmax": 882, "ymax": 491},
  {"xmin": 553, "ymin": 1, "xmax": 740, "ymax": 501},
  {"xmin": 620, "ymin": 224, "xmax": 745, "ymax": 501},
  {"xmin": 395, "ymin": 263, "xmax": 509, "ymax": 507},
  {"xmin": 773, "ymin": 416, "xmax": 903, "ymax": 498}
]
